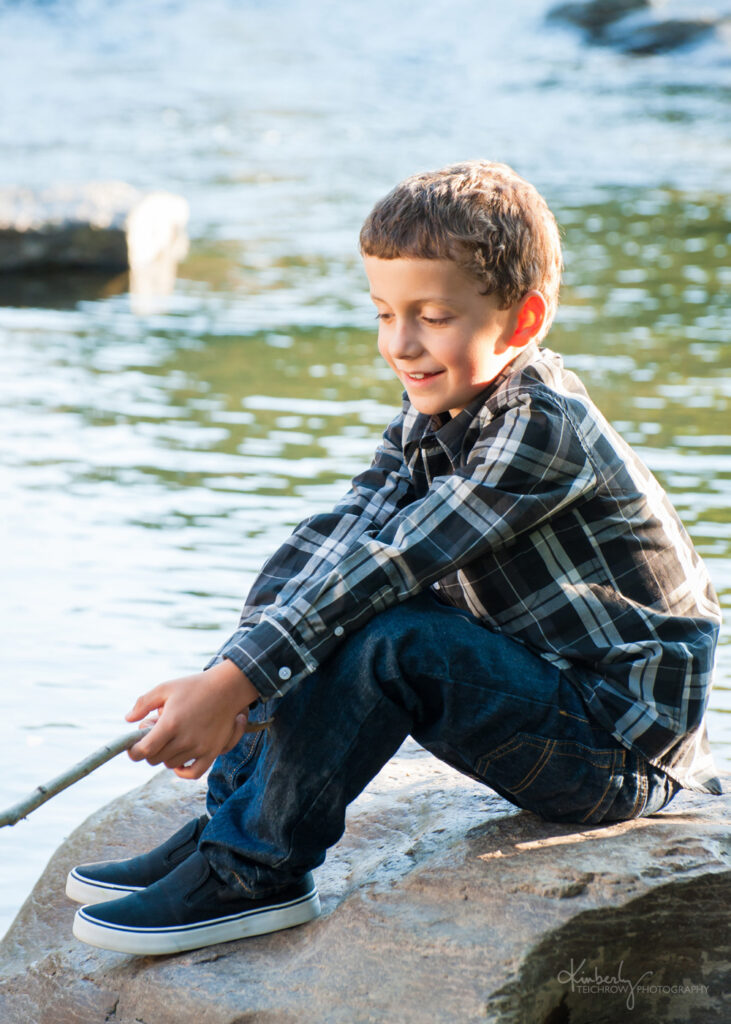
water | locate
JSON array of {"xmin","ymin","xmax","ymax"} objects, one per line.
[{"xmin": 1, "ymin": 0, "xmax": 729, "ymax": 939}]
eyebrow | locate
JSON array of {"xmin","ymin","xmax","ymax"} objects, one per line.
[{"xmin": 369, "ymin": 293, "xmax": 454, "ymax": 304}]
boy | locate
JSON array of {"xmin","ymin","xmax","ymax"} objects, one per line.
[{"xmin": 67, "ymin": 161, "xmax": 721, "ymax": 956}]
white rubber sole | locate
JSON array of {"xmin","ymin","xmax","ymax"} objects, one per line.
[
  {"xmin": 66, "ymin": 869, "xmax": 143, "ymax": 906},
  {"xmin": 72, "ymin": 888, "xmax": 321, "ymax": 955}
]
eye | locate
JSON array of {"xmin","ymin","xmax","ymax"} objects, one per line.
[
  {"xmin": 422, "ymin": 316, "xmax": 452, "ymax": 325},
  {"xmin": 375, "ymin": 312, "xmax": 393, "ymax": 322}
]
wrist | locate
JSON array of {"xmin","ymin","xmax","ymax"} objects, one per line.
[{"xmin": 205, "ymin": 658, "xmax": 260, "ymax": 709}]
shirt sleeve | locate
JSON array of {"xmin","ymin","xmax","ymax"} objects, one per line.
[
  {"xmin": 217, "ymin": 389, "xmax": 598, "ymax": 700},
  {"xmin": 204, "ymin": 411, "xmax": 415, "ymax": 672}
]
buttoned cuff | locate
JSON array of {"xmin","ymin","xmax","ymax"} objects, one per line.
[{"xmin": 217, "ymin": 616, "xmax": 317, "ymax": 701}]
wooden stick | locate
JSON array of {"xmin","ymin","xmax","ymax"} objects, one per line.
[{"xmin": 0, "ymin": 719, "xmax": 272, "ymax": 828}]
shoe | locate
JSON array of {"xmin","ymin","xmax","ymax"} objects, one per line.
[
  {"xmin": 72, "ymin": 850, "xmax": 321, "ymax": 955},
  {"xmin": 65, "ymin": 814, "xmax": 208, "ymax": 905}
]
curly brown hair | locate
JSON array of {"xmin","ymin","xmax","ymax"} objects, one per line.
[{"xmin": 359, "ymin": 161, "xmax": 562, "ymax": 338}]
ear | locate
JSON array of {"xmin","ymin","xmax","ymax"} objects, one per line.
[{"xmin": 510, "ymin": 291, "xmax": 547, "ymax": 347}]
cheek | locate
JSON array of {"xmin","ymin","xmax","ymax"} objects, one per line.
[
  {"xmin": 453, "ymin": 349, "xmax": 483, "ymax": 382},
  {"xmin": 471, "ymin": 343, "xmax": 501, "ymax": 379}
]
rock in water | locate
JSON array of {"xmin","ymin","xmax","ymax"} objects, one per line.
[
  {"xmin": 547, "ymin": 0, "xmax": 652, "ymax": 35},
  {"xmin": 546, "ymin": 0, "xmax": 728, "ymax": 54},
  {"xmin": 0, "ymin": 182, "xmax": 189, "ymax": 271},
  {"xmin": 0, "ymin": 745, "xmax": 728, "ymax": 1024},
  {"xmin": 606, "ymin": 16, "xmax": 720, "ymax": 54}
]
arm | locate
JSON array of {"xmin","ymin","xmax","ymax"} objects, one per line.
[
  {"xmin": 204, "ymin": 410, "xmax": 415, "ymax": 663},
  {"xmin": 221, "ymin": 391, "xmax": 598, "ymax": 698},
  {"xmin": 126, "ymin": 414, "xmax": 414, "ymax": 776}
]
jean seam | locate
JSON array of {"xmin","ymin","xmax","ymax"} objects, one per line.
[
  {"xmin": 475, "ymin": 736, "xmax": 523, "ymax": 777},
  {"xmin": 629, "ymin": 760, "xmax": 648, "ymax": 818},
  {"xmin": 558, "ymin": 708, "xmax": 590, "ymax": 725},
  {"xmin": 511, "ymin": 739, "xmax": 556, "ymax": 795},
  {"xmin": 478, "ymin": 734, "xmax": 619, "ymax": 780},
  {"xmin": 580, "ymin": 748, "xmax": 625, "ymax": 823},
  {"xmin": 233, "ymin": 730, "xmax": 265, "ymax": 787}
]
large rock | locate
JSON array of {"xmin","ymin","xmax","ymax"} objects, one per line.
[
  {"xmin": 0, "ymin": 742, "xmax": 728, "ymax": 1024},
  {"xmin": 547, "ymin": 0, "xmax": 729, "ymax": 54},
  {"xmin": 604, "ymin": 14, "xmax": 720, "ymax": 53},
  {"xmin": 0, "ymin": 182, "xmax": 189, "ymax": 271},
  {"xmin": 547, "ymin": 0, "xmax": 654, "ymax": 34}
]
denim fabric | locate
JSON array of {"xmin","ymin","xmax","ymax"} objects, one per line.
[{"xmin": 201, "ymin": 593, "xmax": 678, "ymax": 896}]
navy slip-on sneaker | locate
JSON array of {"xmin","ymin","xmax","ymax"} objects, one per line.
[
  {"xmin": 72, "ymin": 850, "xmax": 321, "ymax": 955},
  {"xmin": 66, "ymin": 814, "xmax": 209, "ymax": 905}
]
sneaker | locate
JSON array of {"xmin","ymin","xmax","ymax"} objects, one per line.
[
  {"xmin": 66, "ymin": 814, "xmax": 209, "ymax": 905},
  {"xmin": 72, "ymin": 850, "xmax": 321, "ymax": 955}
]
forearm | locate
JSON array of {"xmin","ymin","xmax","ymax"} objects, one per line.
[{"xmin": 205, "ymin": 414, "xmax": 414, "ymax": 676}]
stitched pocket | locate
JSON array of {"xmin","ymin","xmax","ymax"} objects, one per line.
[
  {"xmin": 475, "ymin": 732, "xmax": 626, "ymax": 824},
  {"xmin": 227, "ymin": 699, "xmax": 272, "ymax": 789}
]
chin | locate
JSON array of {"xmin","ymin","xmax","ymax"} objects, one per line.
[{"xmin": 408, "ymin": 398, "xmax": 443, "ymax": 417}]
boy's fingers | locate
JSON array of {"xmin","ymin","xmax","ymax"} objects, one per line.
[
  {"xmin": 127, "ymin": 736, "xmax": 154, "ymax": 762},
  {"xmin": 173, "ymin": 755, "xmax": 214, "ymax": 780},
  {"xmin": 125, "ymin": 686, "xmax": 167, "ymax": 723},
  {"xmin": 163, "ymin": 718, "xmax": 244, "ymax": 768},
  {"xmin": 127, "ymin": 714, "xmax": 177, "ymax": 762},
  {"xmin": 223, "ymin": 714, "xmax": 248, "ymax": 753}
]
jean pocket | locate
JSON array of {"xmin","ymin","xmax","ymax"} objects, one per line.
[
  {"xmin": 474, "ymin": 732, "xmax": 627, "ymax": 824},
  {"xmin": 224, "ymin": 699, "xmax": 272, "ymax": 787}
]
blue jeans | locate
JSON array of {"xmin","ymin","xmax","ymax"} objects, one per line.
[{"xmin": 201, "ymin": 593, "xmax": 677, "ymax": 896}]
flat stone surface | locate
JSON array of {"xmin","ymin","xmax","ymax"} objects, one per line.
[{"xmin": 0, "ymin": 743, "xmax": 728, "ymax": 1024}]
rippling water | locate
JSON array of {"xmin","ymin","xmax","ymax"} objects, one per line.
[{"xmin": 1, "ymin": 0, "xmax": 729, "ymax": 938}]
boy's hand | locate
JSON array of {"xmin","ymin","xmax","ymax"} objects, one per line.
[{"xmin": 125, "ymin": 660, "xmax": 261, "ymax": 780}]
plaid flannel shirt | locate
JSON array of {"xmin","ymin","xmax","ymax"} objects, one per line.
[{"xmin": 209, "ymin": 343, "xmax": 722, "ymax": 794}]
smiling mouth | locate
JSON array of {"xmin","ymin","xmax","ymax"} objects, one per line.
[{"xmin": 404, "ymin": 370, "xmax": 443, "ymax": 381}]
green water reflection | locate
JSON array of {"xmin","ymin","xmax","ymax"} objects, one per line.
[{"xmin": 55, "ymin": 190, "xmax": 730, "ymax": 549}]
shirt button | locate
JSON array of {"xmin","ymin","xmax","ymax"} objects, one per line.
[
  {"xmin": 334, "ymin": 625, "xmax": 345, "ymax": 637},
  {"xmin": 278, "ymin": 666, "xmax": 292, "ymax": 681},
  {"xmin": 433, "ymin": 581, "xmax": 440, "ymax": 589}
]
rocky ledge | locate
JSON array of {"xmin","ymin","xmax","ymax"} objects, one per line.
[
  {"xmin": 0, "ymin": 742, "xmax": 728, "ymax": 1024},
  {"xmin": 0, "ymin": 182, "xmax": 188, "ymax": 271}
]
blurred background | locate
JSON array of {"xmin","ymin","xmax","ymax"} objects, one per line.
[{"xmin": 1, "ymin": 0, "xmax": 729, "ymax": 937}]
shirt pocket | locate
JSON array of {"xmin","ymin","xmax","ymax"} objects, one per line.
[{"xmin": 474, "ymin": 732, "xmax": 627, "ymax": 824}]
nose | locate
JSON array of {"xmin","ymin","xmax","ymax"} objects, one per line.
[{"xmin": 382, "ymin": 318, "xmax": 422, "ymax": 361}]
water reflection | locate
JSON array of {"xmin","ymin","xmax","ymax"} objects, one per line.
[
  {"xmin": 0, "ymin": 254, "xmax": 187, "ymax": 315},
  {"xmin": 0, "ymin": 268, "xmax": 130, "ymax": 309}
]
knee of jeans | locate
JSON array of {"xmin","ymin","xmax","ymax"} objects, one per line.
[
  {"xmin": 336, "ymin": 600, "xmax": 425, "ymax": 672},
  {"xmin": 359, "ymin": 594, "xmax": 433, "ymax": 638}
]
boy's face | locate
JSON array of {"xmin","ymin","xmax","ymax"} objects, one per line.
[{"xmin": 364, "ymin": 256, "xmax": 523, "ymax": 419}]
